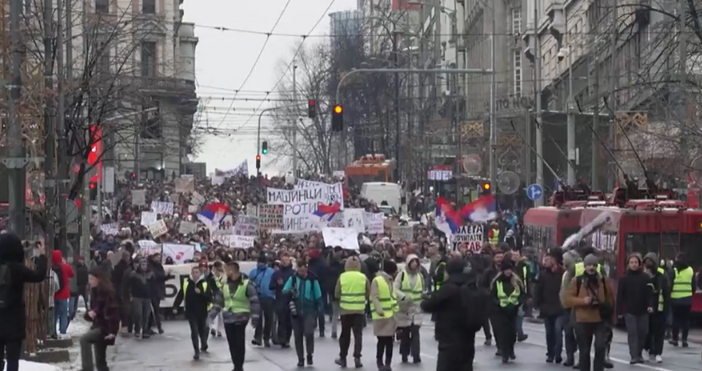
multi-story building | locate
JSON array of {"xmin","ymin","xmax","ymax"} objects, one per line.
[{"xmin": 329, "ymin": 10, "xmax": 363, "ymax": 53}]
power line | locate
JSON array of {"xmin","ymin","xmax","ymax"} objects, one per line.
[{"xmin": 215, "ymin": 0, "xmax": 293, "ymax": 126}]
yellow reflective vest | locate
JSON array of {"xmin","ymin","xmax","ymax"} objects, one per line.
[
  {"xmin": 496, "ymin": 281, "xmax": 520, "ymax": 307},
  {"xmin": 222, "ymin": 279, "xmax": 251, "ymax": 313},
  {"xmin": 339, "ymin": 271, "xmax": 367, "ymax": 311},
  {"xmin": 489, "ymin": 229, "xmax": 500, "ymax": 245},
  {"xmin": 647, "ymin": 267, "xmax": 666, "ymax": 312},
  {"xmin": 371, "ymin": 276, "xmax": 397, "ymax": 320},
  {"xmin": 183, "ymin": 279, "xmax": 211, "ymax": 310},
  {"xmin": 400, "ymin": 271, "xmax": 424, "ymax": 302},
  {"xmin": 574, "ymin": 262, "xmax": 603, "ymax": 277},
  {"xmin": 434, "ymin": 261, "xmax": 446, "ymax": 290},
  {"xmin": 671, "ymin": 266, "xmax": 694, "ymax": 299}
]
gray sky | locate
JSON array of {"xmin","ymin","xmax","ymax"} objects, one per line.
[{"xmin": 183, "ymin": 0, "xmax": 357, "ymax": 176}]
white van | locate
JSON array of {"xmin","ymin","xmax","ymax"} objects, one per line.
[{"xmin": 361, "ymin": 182, "xmax": 402, "ymax": 212}]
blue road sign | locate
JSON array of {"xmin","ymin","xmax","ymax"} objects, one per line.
[{"xmin": 527, "ymin": 183, "xmax": 543, "ymax": 201}]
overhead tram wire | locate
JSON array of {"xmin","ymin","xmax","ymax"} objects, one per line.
[
  {"xmin": 215, "ymin": 0, "xmax": 293, "ymax": 127},
  {"xmin": 233, "ymin": 0, "xmax": 338, "ymax": 134}
]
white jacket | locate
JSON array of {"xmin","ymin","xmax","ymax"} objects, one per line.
[
  {"xmin": 393, "ymin": 254, "xmax": 424, "ymax": 327},
  {"xmin": 48, "ymin": 269, "xmax": 60, "ymax": 308}
]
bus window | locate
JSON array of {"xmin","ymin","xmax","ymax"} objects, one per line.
[
  {"xmin": 680, "ymin": 233, "xmax": 702, "ymax": 274},
  {"xmin": 592, "ymin": 230, "xmax": 618, "ymax": 279},
  {"xmin": 625, "ymin": 233, "xmax": 660, "ymax": 257},
  {"xmin": 561, "ymin": 227, "xmax": 580, "ymax": 244},
  {"xmin": 660, "ymin": 233, "xmax": 680, "ymax": 262}
]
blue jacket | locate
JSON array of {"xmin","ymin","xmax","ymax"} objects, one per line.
[
  {"xmin": 249, "ymin": 266, "xmax": 275, "ymax": 299},
  {"xmin": 283, "ymin": 274, "xmax": 322, "ymax": 314}
]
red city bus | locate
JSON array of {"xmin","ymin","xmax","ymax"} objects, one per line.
[{"xmin": 579, "ymin": 201, "xmax": 702, "ymax": 312}]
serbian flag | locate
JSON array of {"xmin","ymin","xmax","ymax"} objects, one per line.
[
  {"xmin": 313, "ymin": 201, "xmax": 342, "ymax": 222},
  {"xmin": 435, "ymin": 197, "xmax": 460, "ymax": 234},
  {"xmin": 197, "ymin": 202, "xmax": 229, "ymax": 230},
  {"xmin": 459, "ymin": 194, "xmax": 498, "ymax": 223}
]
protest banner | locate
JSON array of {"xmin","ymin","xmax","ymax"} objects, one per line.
[
  {"xmin": 131, "ymin": 189, "xmax": 146, "ymax": 206},
  {"xmin": 140, "ymin": 211, "xmax": 157, "ymax": 226},
  {"xmin": 148, "ymin": 220, "xmax": 168, "ymax": 238},
  {"xmin": 364, "ymin": 212, "xmax": 384, "ymax": 234},
  {"xmin": 234, "ymin": 216, "xmax": 259, "ymax": 236},
  {"xmin": 229, "ymin": 235, "xmax": 255, "ymax": 248},
  {"xmin": 162, "ymin": 244, "xmax": 195, "ymax": 264},
  {"xmin": 190, "ymin": 192, "xmax": 205, "ymax": 206},
  {"xmin": 178, "ymin": 221, "xmax": 198, "ymax": 235},
  {"xmin": 151, "ymin": 201, "xmax": 174, "ymax": 215},
  {"xmin": 342, "ymin": 208, "xmax": 366, "ymax": 234},
  {"xmin": 391, "ymin": 225, "xmax": 414, "ymax": 242},
  {"xmin": 174, "ymin": 177, "xmax": 195, "ymax": 193},
  {"xmin": 322, "ymin": 227, "xmax": 359, "ymax": 250},
  {"xmin": 257, "ymin": 204, "xmax": 283, "ymax": 230},
  {"xmin": 100, "ymin": 223, "xmax": 119, "ymax": 236},
  {"xmin": 453, "ymin": 224, "xmax": 484, "ymax": 251},
  {"xmin": 266, "ymin": 184, "xmax": 344, "ymax": 233}
]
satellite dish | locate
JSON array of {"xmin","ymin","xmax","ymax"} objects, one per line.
[
  {"xmin": 497, "ymin": 171, "xmax": 520, "ymax": 195},
  {"xmin": 462, "ymin": 154, "xmax": 482, "ymax": 175}
]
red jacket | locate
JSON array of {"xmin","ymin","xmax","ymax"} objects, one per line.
[{"xmin": 52, "ymin": 250, "xmax": 74, "ymax": 300}]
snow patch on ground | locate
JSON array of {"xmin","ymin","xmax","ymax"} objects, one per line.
[
  {"xmin": 4, "ymin": 360, "xmax": 61, "ymax": 371},
  {"xmin": 66, "ymin": 315, "xmax": 91, "ymax": 339}
]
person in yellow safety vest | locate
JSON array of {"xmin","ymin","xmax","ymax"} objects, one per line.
[
  {"xmin": 669, "ymin": 253, "xmax": 694, "ymax": 347},
  {"xmin": 490, "ymin": 259, "xmax": 525, "ymax": 364},
  {"xmin": 488, "ymin": 222, "xmax": 500, "ymax": 246},
  {"xmin": 172, "ymin": 264, "xmax": 212, "ymax": 360},
  {"xmin": 370, "ymin": 260, "xmax": 399, "ymax": 371},
  {"xmin": 642, "ymin": 253, "xmax": 670, "ymax": 363},
  {"xmin": 207, "ymin": 261, "xmax": 226, "ymax": 337},
  {"xmin": 334, "ymin": 256, "xmax": 370, "ymax": 369},
  {"xmin": 207, "ymin": 261, "xmax": 260, "ymax": 371},
  {"xmin": 394, "ymin": 254, "xmax": 425, "ymax": 364},
  {"xmin": 508, "ymin": 248, "xmax": 530, "ymax": 342}
]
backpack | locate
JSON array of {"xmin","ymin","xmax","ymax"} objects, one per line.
[
  {"xmin": 52, "ymin": 266, "xmax": 66, "ymax": 293},
  {"xmin": 460, "ymin": 280, "xmax": 489, "ymax": 331},
  {"xmin": 0, "ymin": 264, "xmax": 11, "ymax": 308}
]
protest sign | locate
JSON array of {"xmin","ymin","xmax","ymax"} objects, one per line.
[
  {"xmin": 295, "ymin": 179, "xmax": 326, "ymax": 189},
  {"xmin": 162, "ymin": 244, "xmax": 195, "ymax": 264},
  {"xmin": 137, "ymin": 240, "xmax": 161, "ymax": 256},
  {"xmin": 100, "ymin": 223, "xmax": 119, "ymax": 236},
  {"xmin": 131, "ymin": 189, "xmax": 146, "ymax": 206},
  {"xmin": 151, "ymin": 201, "xmax": 174, "ymax": 215},
  {"xmin": 234, "ymin": 216, "xmax": 259, "ymax": 236},
  {"xmin": 257, "ymin": 204, "xmax": 283, "ymax": 230},
  {"xmin": 322, "ymin": 227, "xmax": 359, "ymax": 250},
  {"xmin": 246, "ymin": 204, "xmax": 257, "ymax": 216},
  {"xmin": 190, "ymin": 192, "xmax": 205, "ymax": 206},
  {"xmin": 364, "ymin": 212, "xmax": 384, "ymax": 234},
  {"xmin": 391, "ymin": 225, "xmax": 414, "ymax": 242},
  {"xmin": 266, "ymin": 184, "xmax": 344, "ymax": 233},
  {"xmin": 453, "ymin": 224, "xmax": 484, "ymax": 251},
  {"xmin": 229, "ymin": 235, "xmax": 255, "ymax": 249},
  {"xmin": 174, "ymin": 177, "xmax": 195, "ymax": 193},
  {"xmin": 178, "ymin": 221, "xmax": 198, "ymax": 235},
  {"xmin": 342, "ymin": 208, "xmax": 366, "ymax": 234},
  {"xmin": 140, "ymin": 211, "xmax": 157, "ymax": 227},
  {"xmin": 148, "ymin": 220, "xmax": 168, "ymax": 238},
  {"xmin": 187, "ymin": 205, "xmax": 198, "ymax": 213}
]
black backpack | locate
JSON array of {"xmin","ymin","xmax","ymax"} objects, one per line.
[
  {"xmin": 460, "ymin": 280, "xmax": 489, "ymax": 332},
  {"xmin": 52, "ymin": 266, "xmax": 66, "ymax": 293},
  {"xmin": 0, "ymin": 264, "xmax": 11, "ymax": 308}
]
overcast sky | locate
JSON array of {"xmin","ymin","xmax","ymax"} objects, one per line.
[{"xmin": 183, "ymin": 0, "xmax": 357, "ymax": 176}]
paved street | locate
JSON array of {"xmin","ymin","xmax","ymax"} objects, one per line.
[{"xmin": 98, "ymin": 317, "xmax": 702, "ymax": 371}]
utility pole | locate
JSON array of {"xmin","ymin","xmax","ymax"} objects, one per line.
[
  {"xmin": 534, "ymin": 0, "xmax": 544, "ymax": 206},
  {"xmin": 292, "ymin": 64, "xmax": 298, "ymax": 177},
  {"xmin": 393, "ymin": 31, "xmax": 401, "ymax": 180},
  {"xmin": 591, "ymin": 53, "xmax": 600, "ymax": 189},
  {"xmin": 607, "ymin": 1, "xmax": 618, "ymax": 189},
  {"xmin": 43, "ymin": 0, "xmax": 56, "ymax": 251},
  {"xmin": 488, "ymin": 1, "xmax": 497, "ymax": 188},
  {"xmin": 5, "ymin": 0, "xmax": 26, "ymax": 236},
  {"xmin": 433, "ymin": 0, "xmax": 441, "ymax": 119},
  {"xmin": 58, "ymin": 0, "xmax": 70, "ymax": 253},
  {"xmin": 565, "ymin": 13, "xmax": 576, "ymax": 185},
  {"xmin": 678, "ymin": 0, "xmax": 688, "ymax": 162}
]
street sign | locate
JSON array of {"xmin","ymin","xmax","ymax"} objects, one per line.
[
  {"xmin": 497, "ymin": 171, "xmax": 520, "ymax": 195},
  {"xmin": 527, "ymin": 183, "xmax": 543, "ymax": 201}
]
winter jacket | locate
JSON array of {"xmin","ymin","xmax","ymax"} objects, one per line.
[
  {"xmin": 490, "ymin": 272, "xmax": 525, "ymax": 316},
  {"xmin": 48, "ymin": 269, "xmax": 60, "ymax": 308},
  {"xmin": 249, "ymin": 265, "xmax": 275, "ymax": 299},
  {"xmin": 534, "ymin": 265, "xmax": 565, "ymax": 317},
  {"xmin": 270, "ymin": 264, "xmax": 295, "ymax": 309},
  {"xmin": 52, "ymin": 250, "xmax": 74, "ymax": 301},
  {"xmin": 283, "ymin": 273, "xmax": 322, "ymax": 315},
  {"xmin": 86, "ymin": 286, "xmax": 121, "ymax": 346},
  {"xmin": 394, "ymin": 254, "xmax": 424, "ymax": 326},
  {"xmin": 334, "ymin": 257, "xmax": 371, "ymax": 316},
  {"xmin": 420, "ymin": 272, "xmax": 480, "ymax": 345},
  {"xmin": 562, "ymin": 273, "xmax": 615, "ymax": 323},
  {"xmin": 370, "ymin": 271, "xmax": 398, "ymax": 337},
  {"xmin": 148, "ymin": 261, "xmax": 170, "ymax": 300},
  {"xmin": 173, "ymin": 275, "xmax": 212, "ymax": 318},
  {"xmin": 307, "ymin": 256, "xmax": 331, "ymax": 294},
  {"xmin": 0, "ymin": 234, "xmax": 48, "ymax": 341},
  {"xmin": 111, "ymin": 260, "xmax": 129, "ymax": 296},
  {"xmin": 127, "ymin": 269, "xmax": 154, "ymax": 299},
  {"xmin": 208, "ymin": 275, "xmax": 261, "ymax": 325},
  {"xmin": 616, "ymin": 268, "xmax": 654, "ymax": 315}
]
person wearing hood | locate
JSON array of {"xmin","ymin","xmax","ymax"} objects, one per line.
[
  {"xmin": 0, "ymin": 234, "xmax": 48, "ymax": 371},
  {"xmin": 394, "ymin": 253, "xmax": 424, "ymax": 364},
  {"xmin": 669, "ymin": 252, "xmax": 694, "ymax": 347},
  {"xmin": 370, "ymin": 260, "xmax": 399, "ymax": 371},
  {"xmin": 307, "ymin": 248, "xmax": 331, "ymax": 338},
  {"xmin": 616, "ymin": 253, "xmax": 653, "ymax": 364},
  {"xmin": 112, "ymin": 251, "xmax": 131, "ymax": 333},
  {"xmin": 483, "ymin": 247, "xmax": 506, "ymax": 348},
  {"xmin": 249, "ymin": 255, "xmax": 275, "ymax": 347},
  {"xmin": 642, "ymin": 253, "xmax": 669, "ymax": 363},
  {"xmin": 147, "ymin": 253, "xmax": 171, "ymax": 335},
  {"xmin": 534, "ymin": 247, "xmax": 566, "ymax": 363},
  {"xmin": 69, "ymin": 255, "xmax": 89, "ymax": 322},
  {"xmin": 207, "ymin": 261, "xmax": 226, "ymax": 338},
  {"xmin": 270, "ymin": 253, "xmax": 295, "ymax": 348},
  {"xmin": 52, "ymin": 250, "xmax": 74, "ymax": 336},
  {"xmin": 490, "ymin": 259, "xmax": 525, "ymax": 363},
  {"xmin": 173, "ymin": 264, "xmax": 212, "ymax": 360},
  {"xmin": 283, "ymin": 258, "xmax": 323, "ymax": 367},
  {"xmin": 127, "ymin": 258, "xmax": 155, "ymax": 338},
  {"xmin": 421, "ymin": 258, "xmax": 483, "ymax": 371},
  {"xmin": 334, "ymin": 256, "xmax": 370, "ymax": 368}
]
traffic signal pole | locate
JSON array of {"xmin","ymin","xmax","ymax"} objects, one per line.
[
  {"xmin": 334, "ymin": 68, "xmax": 492, "ymax": 176},
  {"xmin": 256, "ymin": 103, "xmax": 305, "ymax": 176}
]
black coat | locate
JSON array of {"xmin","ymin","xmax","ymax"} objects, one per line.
[
  {"xmin": 421, "ymin": 273, "xmax": 478, "ymax": 346},
  {"xmin": 0, "ymin": 234, "xmax": 48, "ymax": 341},
  {"xmin": 534, "ymin": 266, "xmax": 565, "ymax": 316},
  {"xmin": 173, "ymin": 278, "xmax": 211, "ymax": 318}
]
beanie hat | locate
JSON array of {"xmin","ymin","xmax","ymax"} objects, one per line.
[
  {"xmin": 547, "ymin": 247, "xmax": 564, "ymax": 265},
  {"xmin": 445, "ymin": 258, "xmax": 467, "ymax": 275},
  {"xmin": 583, "ymin": 254, "xmax": 599, "ymax": 267},
  {"xmin": 500, "ymin": 259, "xmax": 515, "ymax": 271},
  {"xmin": 382, "ymin": 260, "xmax": 398, "ymax": 276}
]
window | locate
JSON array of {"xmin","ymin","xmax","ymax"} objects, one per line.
[
  {"xmin": 95, "ymin": 0, "xmax": 109, "ymax": 13},
  {"xmin": 97, "ymin": 40, "xmax": 110, "ymax": 74},
  {"xmin": 511, "ymin": 8, "xmax": 522, "ymax": 35},
  {"xmin": 513, "ymin": 50, "xmax": 522, "ymax": 96},
  {"xmin": 142, "ymin": 0, "xmax": 156, "ymax": 14},
  {"xmin": 140, "ymin": 42, "xmax": 156, "ymax": 77},
  {"xmin": 141, "ymin": 100, "xmax": 162, "ymax": 139}
]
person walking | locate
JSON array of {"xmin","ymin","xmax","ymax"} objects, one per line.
[
  {"xmin": 669, "ymin": 253, "xmax": 694, "ymax": 348},
  {"xmin": 394, "ymin": 253, "xmax": 424, "ymax": 364},
  {"xmin": 147, "ymin": 253, "xmax": 171, "ymax": 335},
  {"xmin": 173, "ymin": 264, "xmax": 212, "ymax": 360},
  {"xmin": 642, "ymin": 253, "xmax": 669, "ymax": 363},
  {"xmin": 126, "ymin": 258, "xmax": 154, "ymax": 339},
  {"xmin": 270, "ymin": 253, "xmax": 295, "ymax": 348},
  {"xmin": 249, "ymin": 255, "xmax": 276, "ymax": 347},
  {"xmin": 207, "ymin": 261, "xmax": 226, "ymax": 338},
  {"xmin": 208, "ymin": 261, "xmax": 260, "ymax": 371},
  {"xmin": 283, "ymin": 259, "xmax": 323, "ymax": 367},
  {"xmin": 534, "ymin": 248, "xmax": 565, "ymax": 364},
  {"xmin": 80, "ymin": 269, "xmax": 120, "ymax": 371},
  {"xmin": 490, "ymin": 259, "xmax": 525, "ymax": 363},
  {"xmin": 334, "ymin": 256, "xmax": 370, "ymax": 368},
  {"xmin": 0, "ymin": 234, "xmax": 48, "ymax": 371},
  {"xmin": 52, "ymin": 250, "xmax": 74, "ymax": 337},
  {"xmin": 616, "ymin": 253, "xmax": 653, "ymax": 364},
  {"xmin": 370, "ymin": 260, "xmax": 399, "ymax": 371}
]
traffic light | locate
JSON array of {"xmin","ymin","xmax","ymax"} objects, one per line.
[
  {"xmin": 255, "ymin": 154, "xmax": 261, "ymax": 170},
  {"xmin": 481, "ymin": 182, "xmax": 492, "ymax": 195},
  {"xmin": 89, "ymin": 181, "xmax": 97, "ymax": 201},
  {"xmin": 262, "ymin": 140, "xmax": 268, "ymax": 154},
  {"xmin": 308, "ymin": 100, "xmax": 316, "ymax": 119},
  {"xmin": 331, "ymin": 104, "xmax": 343, "ymax": 132}
]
